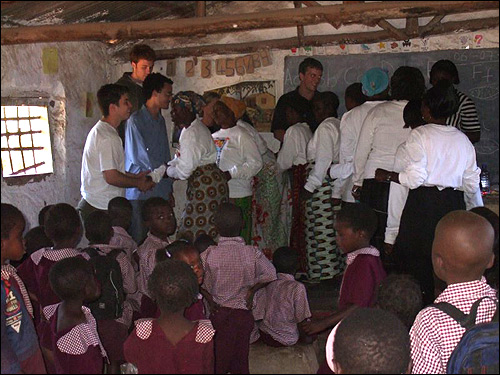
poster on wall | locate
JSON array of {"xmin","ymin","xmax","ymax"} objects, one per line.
[{"xmin": 205, "ymin": 80, "xmax": 276, "ymax": 132}]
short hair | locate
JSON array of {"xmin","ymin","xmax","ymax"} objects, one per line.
[
  {"xmin": 155, "ymin": 240, "xmax": 193, "ymax": 264},
  {"xmin": 376, "ymin": 274, "xmax": 423, "ymax": 329},
  {"xmin": 273, "ymin": 246, "xmax": 299, "ymax": 274},
  {"xmin": 129, "ymin": 44, "xmax": 156, "ymax": 63},
  {"xmin": 214, "ymin": 203, "xmax": 243, "ymax": 237},
  {"xmin": 143, "ymin": 73, "xmax": 173, "ymax": 101},
  {"xmin": 336, "ymin": 203, "xmax": 378, "ymax": 239},
  {"xmin": 430, "ymin": 59, "xmax": 460, "ymax": 85},
  {"xmin": 203, "ymin": 91, "xmax": 221, "ymax": 104},
  {"xmin": 108, "ymin": 197, "xmax": 132, "ymax": 216},
  {"xmin": 97, "ymin": 84, "xmax": 129, "ymax": 117},
  {"xmin": 1, "ymin": 203, "xmax": 24, "ymax": 240},
  {"xmin": 403, "ymin": 99, "xmax": 426, "ymax": 129},
  {"xmin": 49, "ymin": 257, "xmax": 94, "ymax": 301},
  {"xmin": 38, "ymin": 205, "xmax": 54, "ymax": 226},
  {"xmin": 390, "ymin": 66, "xmax": 426, "ymax": 101},
  {"xmin": 141, "ymin": 197, "xmax": 171, "ymax": 222},
  {"xmin": 299, "ymin": 57, "xmax": 323, "ymax": 75},
  {"xmin": 194, "ymin": 233, "xmax": 216, "ymax": 254},
  {"xmin": 84, "ymin": 211, "xmax": 113, "ymax": 245},
  {"xmin": 24, "ymin": 226, "xmax": 53, "ymax": 255},
  {"xmin": 44, "ymin": 203, "xmax": 82, "ymax": 243},
  {"xmin": 314, "ymin": 91, "xmax": 340, "ymax": 118},
  {"xmin": 422, "ymin": 80, "xmax": 459, "ymax": 119},
  {"xmin": 345, "ymin": 83, "xmax": 367, "ymax": 106},
  {"xmin": 148, "ymin": 260, "xmax": 199, "ymax": 313},
  {"xmin": 334, "ymin": 308, "xmax": 410, "ymax": 374}
]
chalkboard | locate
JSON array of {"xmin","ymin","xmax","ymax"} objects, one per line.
[{"xmin": 284, "ymin": 48, "xmax": 499, "ymax": 184}]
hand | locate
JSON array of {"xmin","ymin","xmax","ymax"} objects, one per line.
[
  {"xmin": 245, "ymin": 289, "xmax": 255, "ymax": 310},
  {"xmin": 137, "ymin": 175, "xmax": 155, "ymax": 192},
  {"xmin": 383, "ymin": 242, "xmax": 394, "ymax": 256},
  {"xmin": 302, "ymin": 318, "xmax": 327, "ymax": 335},
  {"xmin": 137, "ymin": 170, "xmax": 151, "ymax": 178},
  {"xmin": 375, "ymin": 168, "xmax": 391, "ymax": 183},
  {"xmin": 351, "ymin": 185, "xmax": 362, "ymax": 200},
  {"xmin": 300, "ymin": 188, "xmax": 313, "ymax": 201},
  {"xmin": 224, "ymin": 171, "xmax": 232, "ymax": 181}
]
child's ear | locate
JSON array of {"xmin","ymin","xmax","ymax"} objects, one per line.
[{"xmin": 485, "ymin": 253, "xmax": 495, "ymax": 270}]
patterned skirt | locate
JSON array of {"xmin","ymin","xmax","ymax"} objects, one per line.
[
  {"xmin": 251, "ymin": 161, "xmax": 288, "ymax": 259},
  {"xmin": 305, "ymin": 168, "xmax": 345, "ymax": 281},
  {"xmin": 179, "ymin": 163, "xmax": 229, "ymax": 241}
]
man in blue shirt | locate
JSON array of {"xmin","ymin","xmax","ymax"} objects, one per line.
[{"xmin": 125, "ymin": 73, "xmax": 174, "ymax": 243}]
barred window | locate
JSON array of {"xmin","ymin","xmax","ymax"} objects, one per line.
[{"xmin": 1, "ymin": 105, "xmax": 54, "ymax": 178}]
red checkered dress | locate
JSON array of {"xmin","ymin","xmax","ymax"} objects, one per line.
[
  {"xmin": 410, "ymin": 278, "xmax": 497, "ymax": 374},
  {"xmin": 136, "ymin": 233, "xmax": 170, "ymax": 298},
  {"xmin": 201, "ymin": 237, "xmax": 277, "ymax": 310}
]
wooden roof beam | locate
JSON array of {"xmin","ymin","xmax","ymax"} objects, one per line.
[
  {"xmin": 2, "ymin": 1, "xmax": 498, "ymax": 45},
  {"xmin": 137, "ymin": 17, "xmax": 499, "ymax": 61},
  {"xmin": 196, "ymin": 1, "xmax": 206, "ymax": 18},
  {"xmin": 294, "ymin": 1, "xmax": 305, "ymax": 47},
  {"xmin": 405, "ymin": 17, "xmax": 419, "ymax": 38},
  {"xmin": 301, "ymin": 1, "xmax": 341, "ymax": 29},
  {"xmin": 419, "ymin": 15, "xmax": 445, "ymax": 37},
  {"xmin": 377, "ymin": 19, "xmax": 408, "ymax": 40}
]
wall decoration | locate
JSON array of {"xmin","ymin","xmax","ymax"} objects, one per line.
[{"xmin": 42, "ymin": 47, "xmax": 59, "ymax": 74}]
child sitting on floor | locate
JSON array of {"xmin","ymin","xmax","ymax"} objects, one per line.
[
  {"xmin": 252, "ymin": 246, "xmax": 313, "ymax": 347},
  {"xmin": 39, "ymin": 257, "xmax": 106, "ymax": 374},
  {"xmin": 124, "ymin": 260, "xmax": 215, "ymax": 374},
  {"xmin": 303, "ymin": 203, "xmax": 386, "ymax": 335},
  {"xmin": 108, "ymin": 196, "xmax": 138, "ymax": 271},
  {"xmin": 201, "ymin": 202, "xmax": 276, "ymax": 374},
  {"xmin": 410, "ymin": 210, "xmax": 498, "ymax": 374},
  {"xmin": 1, "ymin": 203, "xmax": 46, "ymax": 374}
]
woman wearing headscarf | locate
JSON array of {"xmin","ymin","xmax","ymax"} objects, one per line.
[{"xmin": 166, "ymin": 91, "xmax": 229, "ymax": 240}]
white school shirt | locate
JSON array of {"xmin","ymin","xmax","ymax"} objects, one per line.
[
  {"xmin": 167, "ymin": 118, "xmax": 217, "ymax": 180},
  {"xmin": 304, "ymin": 117, "xmax": 340, "ymax": 193},
  {"xmin": 212, "ymin": 126, "xmax": 263, "ymax": 198},
  {"xmin": 330, "ymin": 101, "xmax": 385, "ymax": 202},
  {"xmin": 398, "ymin": 124, "xmax": 480, "ymax": 192},
  {"xmin": 352, "ymin": 101, "xmax": 410, "ymax": 186},
  {"xmin": 81, "ymin": 120, "xmax": 125, "ymax": 210},
  {"xmin": 237, "ymin": 119, "xmax": 276, "ymax": 164},
  {"xmin": 277, "ymin": 122, "xmax": 312, "ymax": 173}
]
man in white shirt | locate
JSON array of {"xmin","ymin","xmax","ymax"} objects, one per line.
[{"xmin": 78, "ymin": 84, "xmax": 155, "ymax": 223}]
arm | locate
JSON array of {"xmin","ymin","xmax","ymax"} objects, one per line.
[
  {"xmin": 457, "ymin": 94, "xmax": 481, "ymax": 144},
  {"xmin": 397, "ymin": 130, "xmax": 428, "ymax": 189},
  {"xmin": 461, "ymin": 141, "xmax": 481, "ymax": 194},
  {"xmin": 384, "ymin": 182, "xmax": 409, "ymax": 246},
  {"xmin": 124, "ymin": 116, "xmax": 153, "ymax": 173},
  {"xmin": 103, "ymin": 169, "xmax": 154, "ymax": 192},
  {"xmin": 200, "ymin": 287, "xmax": 219, "ymax": 314},
  {"xmin": 229, "ymin": 133, "xmax": 263, "ymax": 180},
  {"xmin": 167, "ymin": 128, "xmax": 204, "ymax": 180},
  {"xmin": 302, "ymin": 304, "xmax": 358, "ymax": 335},
  {"xmin": 352, "ymin": 109, "xmax": 377, "ymax": 187},
  {"xmin": 246, "ymin": 281, "xmax": 272, "ymax": 309},
  {"xmin": 276, "ymin": 127, "xmax": 297, "ymax": 172}
]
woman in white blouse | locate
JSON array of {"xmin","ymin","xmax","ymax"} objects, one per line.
[
  {"xmin": 167, "ymin": 91, "xmax": 229, "ymax": 240},
  {"xmin": 211, "ymin": 100, "xmax": 263, "ymax": 245},
  {"xmin": 375, "ymin": 81, "xmax": 481, "ymax": 304}
]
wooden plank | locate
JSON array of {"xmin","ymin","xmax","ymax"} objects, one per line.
[
  {"xmin": 406, "ymin": 17, "xmax": 419, "ymax": 37},
  {"xmin": 2, "ymin": 1, "xmax": 498, "ymax": 45},
  {"xmin": 151, "ymin": 17, "xmax": 499, "ymax": 60},
  {"xmin": 419, "ymin": 15, "xmax": 445, "ymax": 37},
  {"xmin": 196, "ymin": 1, "xmax": 206, "ymax": 17},
  {"xmin": 377, "ymin": 19, "xmax": 408, "ymax": 40},
  {"xmin": 294, "ymin": 1, "xmax": 305, "ymax": 46}
]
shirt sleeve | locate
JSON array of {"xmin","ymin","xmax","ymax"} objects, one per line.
[
  {"xmin": 167, "ymin": 127, "xmax": 203, "ymax": 180},
  {"xmin": 398, "ymin": 130, "xmax": 428, "ymax": 189},
  {"xmin": 331, "ymin": 113, "xmax": 358, "ymax": 198},
  {"xmin": 293, "ymin": 284, "xmax": 312, "ymax": 323},
  {"xmin": 228, "ymin": 133, "xmax": 263, "ymax": 180},
  {"xmin": 277, "ymin": 127, "xmax": 298, "ymax": 172},
  {"xmin": 410, "ymin": 311, "xmax": 444, "ymax": 374},
  {"xmin": 124, "ymin": 117, "xmax": 151, "ymax": 173},
  {"xmin": 457, "ymin": 94, "xmax": 481, "ymax": 133},
  {"xmin": 385, "ymin": 182, "xmax": 409, "ymax": 245},
  {"xmin": 352, "ymin": 109, "xmax": 377, "ymax": 186},
  {"xmin": 304, "ymin": 124, "xmax": 339, "ymax": 193},
  {"xmin": 254, "ymin": 249, "xmax": 277, "ymax": 284},
  {"xmin": 464, "ymin": 189, "xmax": 483, "ymax": 210},
  {"xmin": 271, "ymin": 97, "xmax": 288, "ymax": 132},
  {"xmin": 461, "ymin": 141, "xmax": 481, "ymax": 194}
]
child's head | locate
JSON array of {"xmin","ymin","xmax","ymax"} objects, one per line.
[
  {"xmin": 432, "ymin": 210, "xmax": 495, "ymax": 285},
  {"xmin": 422, "ymin": 80, "xmax": 459, "ymax": 122},
  {"xmin": 38, "ymin": 204, "xmax": 54, "ymax": 226},
  {"xmin": 194, "ymin": 233, "xmax": 216, "ymax": 254},
  {"xmin": 334, "ymin": 203, "xmax": 378, "ymax": 254},
  {"xmin": 470, "ymin": 206, "xmax": 499, "ymax": 289},
  {"xmin": 284, "ymin": 104, "xmax": 304, "ymax": 127},
  {"xmin": 142, "ymin": 197, "xmax": 176, "ymax": 238},
  {"xmin": 376, "ymin": 274, "xmax": 423, "ymax": 330},
  {"xmin": 214, "ymin": 203, "xmax": 244, "ymax": 238},
  {"xmin": 1, "ymin": 203, "xmax": 26, "ymax": 263},
  {"xmin": 84, "ymin": 211, "xmax": 113, "ymax": 245},
  {"xmin": 49, "ymin": 257, "xmax": 99, "ymax": 302},
  {"xmin": 24, "ymin": 226, "xmax": 53, "ymax": 255},
  {"xmin": 312, "ymin": 91, "xmax": 339, "ymax": 124},
  {"xmin": 430, "ymin": 59, "xmax": 460, "ymax": 86},
  {"xmin": 344, "ymin": 82, "xmax": 367, "ymax": 111},
  {"xmin": 333, "ymin": 308, "xmax": 410, "ymax": 374},
  {"xmin": 44, "ymin": 203, "xmax": 82, "ymax": 246},
  {"xmin": 148, "ymin": 259, "xmax": 199, "ymax": 314},
  {"xmin": 272, "ymin": 246, "xmax": 299, "ymax": 275},
  {"xmin": 403, "ymin": 99, "xmax": 426, "ymax": 129},
  {"xmin": 107, "ymin": 197, "xmax": 133, "ymax": 230},
  {"xmin": 156, "ymin": 240, "xmax": 204, "ymax": 285}
]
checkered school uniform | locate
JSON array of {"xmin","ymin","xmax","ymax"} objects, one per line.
[
  {"xmin": 256, "ymin": 273, "xmax": 311, "ymax": 346},
  {"xmin": 109, "ymin": 226, "xmax": 138, "ymax": 269},
  {"xmin": 1, "ymin": 264, "xmax": 33, "ymax": 318},
  {"xmin": 410, "ymin": 278, "xmax": 497, "ymax": 374},
  {"xmin": 136, "ymin": 233, "xmax": 170, "ymax": 298}
]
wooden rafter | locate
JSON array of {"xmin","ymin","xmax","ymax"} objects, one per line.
[
  {"xmin": 294, "ymin": 1, "xmax": 305, "ymax": 47},
  {"xmin": 419, "ymin": 15, "xmax": 446, "ymax": 37},
  {"xmin": 301, "ymin": 1, "xmax": 341, "ymax": 29},
  {"xmin": 2, "ymin": 1, "xmax": 497, "ymax": 45},
  {"xmin": 405, "ymin": 17, "xmax": 419, "ymax": 38},
  {"xmin": 196, "ymin": 1, "xmax": 206, "ymax": 17},
  {"xmin": 377, "ymin": 19, "xmax": 408, "ymax": 40},
  {"xmin": 144, "ymin": 17, "xmax": 499, "ymax": 61}
]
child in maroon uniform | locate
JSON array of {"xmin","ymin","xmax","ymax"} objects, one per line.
[
  {"xmin": 201, "ymin": 203, "xmax": 277, "ymax": 374},
  {"xmin": 1, "ymin": 203, "xmax": 46, "ymax": 374},
  {"xmin": 17, "ymin": 203, "xmax": 87, "ymax": 325},
  {"xmin": 124, "ymin": 260, "xmax": 215, "ymax": 373},
  {"xmin": 139, "ymin": 240, "xmax": 207, "ymax": 321},
  {"xmin": 39, "ymin": 257, "xmax": 107, "ymax": 374},
  {"xmin": 108, "ymin": 197, "xmax": 138, "ymax": 271},
  {"xmin": 304, "ymin": 203, "xmax": 387, "ymax": 335}
]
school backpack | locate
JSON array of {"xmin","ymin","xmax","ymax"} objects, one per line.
[
  {"xmin": 83, "ymin": 247, "xmax": 125, "ymax": 320},
  {"xmin": 430, "ymin": 296, "xmax": 499, "ymax": 374}
]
